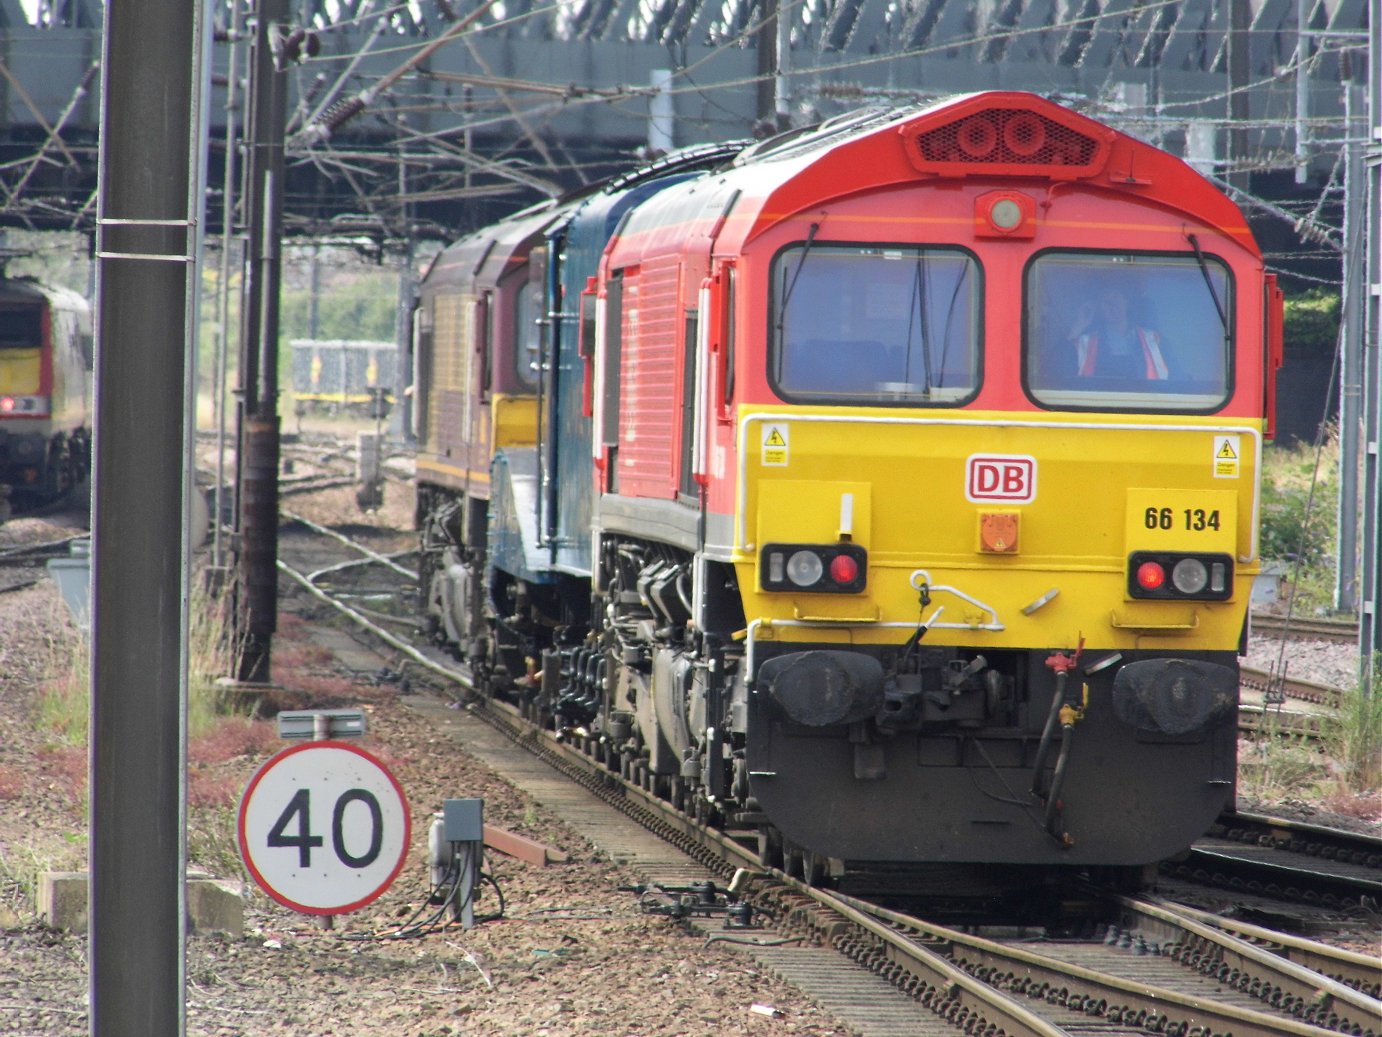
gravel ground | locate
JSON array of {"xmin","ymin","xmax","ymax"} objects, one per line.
[
  {"xmin": 1242, "ymin": 634, "xmax": 1364, "ymax": 692},
  {"xmin": 0, "ymin": 501, "xmax": 855, "ymax": 1037},
  {"xmin": 1, "ymin": 483, "xmax": 1377, "ymax": 1034}
]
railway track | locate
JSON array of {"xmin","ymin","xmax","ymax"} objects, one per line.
[
  {"xmin": 272, "ymin": 512, "xmax": 1382, "ymax": 1037},
  {"xmin": 454, "ymin": 687, "xmax": 1382, "ymax": 1037},
  {"xmin": 1239, "ymin": 665, "xmax": 1344, "ymax": 710},
  {"xmin": 1251, "ymin": 614, "xmax": 1360, "ymax": 646},
  {"xmin": 1162, "ymin": 810, "xmax": 1382, "ymax": 910},
  {"xmin": 820, "ymin": 890, "xmax": 1380, "ymax": 1037}
]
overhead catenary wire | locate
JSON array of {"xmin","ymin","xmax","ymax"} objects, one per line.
[{"xmin": 0, "ymin": 0, "xmax": 1365, "ymax": 242}]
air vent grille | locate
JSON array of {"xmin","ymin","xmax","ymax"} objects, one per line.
[{"xmin": 914, "ymin": 109, "xmax": 1099, "ymax": 168}]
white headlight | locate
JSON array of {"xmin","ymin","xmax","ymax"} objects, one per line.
[
  {"xmin": 785, "ymin": 550, "xmax": 823, "ymax": 587},
  {"xmin": 1171, "ymin": 558, "xmax": 1209, "ymax": 594}
]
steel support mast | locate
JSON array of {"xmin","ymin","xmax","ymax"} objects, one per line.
[
  {"xmin": 235, "ymin": 0, "xmax": 290, "ymax": 683},
  {"xmin": 90, "ymin": 0, "xmax": 205, "ymax": 1032},
  {"xmin": 1361, "ymin": 16, "xmax": 1381, "ymax": 681}
]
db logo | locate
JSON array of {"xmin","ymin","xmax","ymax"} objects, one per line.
[{"xmin": 966, "ymin": 454, "xmax": 1037, "ymax": 503}]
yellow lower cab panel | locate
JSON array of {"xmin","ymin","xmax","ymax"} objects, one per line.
[
  {"xmin": 733, "ymin": 406, "xmax": 1261, "ymax": 652},
  {"xmin": 0, "ymin": 349, "xmax": 40, "ymax": 394}
]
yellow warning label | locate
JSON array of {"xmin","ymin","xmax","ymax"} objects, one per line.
[
  {"xmin": 1212, "ymin": 435, "xmax": 1240, "ymax": 478},
  {"xmin": 762, "ymin": 424, "xmax": 789, "ymax": 466}
]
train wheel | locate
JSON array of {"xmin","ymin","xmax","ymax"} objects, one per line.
[
  {"xmin": 757, "ymin": 826, "xmax": 783, "ymax": 870},
  {"xmin": 783, "ymin": 843, "xmax": 804, "ymax": 880},
  {"xmin": 803, "ymin": 851, "xmax": 828, "ymax": 887},
  {"xmin": 693, "ymin": 795, "xmax": 712, "ymax": 826},
  {"xmin": 668, "ymin": 776, "xmax": 686, "ymax": 813}
]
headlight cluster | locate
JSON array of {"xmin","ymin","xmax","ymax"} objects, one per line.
[
  {"xmin": 1127, "ymin": 551, "xmax": 1233, "ymax": 601},
  {"xmin": 760, "ymin": 543, "xmax": 867, "ymax": 594}
]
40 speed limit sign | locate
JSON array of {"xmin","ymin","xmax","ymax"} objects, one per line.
[{"xmin": 238, "ymin": 741, "xmax": 412, "ymax": 915}]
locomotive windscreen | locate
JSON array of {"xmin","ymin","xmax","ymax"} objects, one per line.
[
  {"xmin": 0, "ymin": 304, "xmax": 42, "ymax": 349},
  {"xmin": 770, "ymin": 244, "xmax": 979, "ymax": 404}
]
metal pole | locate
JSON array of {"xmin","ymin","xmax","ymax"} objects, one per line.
[
  {"xmin": 1227, "ymin": 0, "xmax": 1251, "ymax": 191},
  {"xmin": 90, "ymin": 0, "xmax": 202, "ymax": 1031},
  {"xmin": 1336, "ymin": 85, "xmax": 1364, "ymax": 613},
  {"xmin": 213, "ymin": 2, "xmax": 244, "ymax": 572},
  {"xmin": 1361, "ymin": 16, "xmax": 1381, "ymax": 682},
  {"xmin": 1294, "ymin": 0, "xmax": 1310, "ymax": 185},
  {"xmin": 755, "ymin": 0, "xmax": 776, "ymax": 132},
  {"xmin": 395, "ymin": 239, "xmax": 417, "ymax": 446},
  {"xmin": 236, "ymin": 0, "xmax": 289, "ymax": 684},
  {"xmin": 775, "ymin": 0, "xmax": 791, "ymax": 131}
]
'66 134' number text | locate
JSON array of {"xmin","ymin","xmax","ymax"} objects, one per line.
[{"xmin": 1144, "ymin": 507, "xmax": 1221, "ymax": 531}]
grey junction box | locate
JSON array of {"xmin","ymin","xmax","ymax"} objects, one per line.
[{"xmin": 444, "ymin": 798, "xmax": 484, "ymax": 843}]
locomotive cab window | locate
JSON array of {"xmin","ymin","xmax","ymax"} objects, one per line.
[
  {"xmin": 0, "ymin": 305, "xmax": 42, "ymax": 349},
  {"xmin": 770, "ymin": 243, "xmax": 980, "ymax": 405},
  {"xmin": 513, "ymin": 281, "xmax": 541, "ymax": 390},
  {"xmin": 1025, "ymin": 252, "xmax": 1232, "ymax": 411}
]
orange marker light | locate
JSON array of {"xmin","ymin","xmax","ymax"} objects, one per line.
[
  {"xmin": 980, "ymin": 512, "xmax": 1020, "ymax": 553},
  {"xmin": 1136, "ymin": 561, "xmax": 1166, "ymax": 591}
]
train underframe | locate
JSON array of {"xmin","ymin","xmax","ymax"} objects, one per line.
[
  {"xmin": 418, "ymin": 489, "xmax": 1239, "ymax": 892},
  {"xmin": 0, "ymin": 426, "xmax": 90, "ymax": 519}
]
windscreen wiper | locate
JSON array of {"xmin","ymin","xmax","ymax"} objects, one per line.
[
  {"xmin": 908, "ymin": 253, "xmax": 934, "ymax": 393},
  {"xmin": 776, "ymin": 222, "xmax": 819, "ymax": 332},
  {"xmin": 1186, "ymin": 233, "xmax": 1228, "ymax": 337}
]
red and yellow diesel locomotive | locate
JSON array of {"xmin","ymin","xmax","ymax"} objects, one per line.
[
  {"xmin": 0, "ymin": 276, "xmax": 92, "ymax": 521},
  {"xmin": 414, "ymin": 92, "xmax": 1279, "ymax": 888}
]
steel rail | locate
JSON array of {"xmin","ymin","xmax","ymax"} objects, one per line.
[
  {"xmin": 1140, "ymin": 898, "xmax": 1382, "ymax": 1000},
  {"xmin": 466, "ymin": 695, "xmax": 1069, "ymax": 1037},
  {"xmin": 1176, "ymin": 846, "xmax": 1382, "ymax": 905},
  {"xmin": 1250, "ymin": 614, "xmax": 1360, "ymax": 645},
  {"xmin": 1218, "ymin": 810, "xmax": 1382, "ymax": 867},
  {"xmin": 830, "ymin": 891, "xmax": 1365, "ymax": 1037},
  {"xmin": 1240, "ymin": 665, "xmax": 1344, "ymax": 709},
  {"xmin": 1114, "ymin": 896, "xmax": 1382, "ymax": 1026},
  {"xmin": 1237, "ymin": 705, "xmax": 1325, "ymax": 738},
  {"xmin": 281, "ymin": 508, "xmax": 419, "ymax": 580},
  {"xmin": 276, "ymin": 557, "xmax": 463, "ymax": 687}
]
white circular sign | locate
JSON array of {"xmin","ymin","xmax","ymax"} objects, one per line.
[{"xmin": 238, "ymin": 741, "xmax": 411, "ymax": 915}]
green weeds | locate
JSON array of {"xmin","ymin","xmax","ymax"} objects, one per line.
[{"xmin": 1259, "ymin": 434, "xmax": 1340, "ymax": 613}]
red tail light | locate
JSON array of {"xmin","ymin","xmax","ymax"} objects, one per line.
[
  {"xmin": 829, "ymin": 554, "xmax": 859, "ymax": 585},
  {"xmin": 1135, "ymin": 561, "xmax": 1166, "ymax": 591}
]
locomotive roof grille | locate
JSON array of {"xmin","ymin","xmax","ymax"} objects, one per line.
[{"xmin": 913, "ymin": 109, "xmax": 1100, "ymax": 171}]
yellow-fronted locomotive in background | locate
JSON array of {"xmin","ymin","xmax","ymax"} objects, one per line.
[{"xmin": 0, "ymin": 275, "xmax": 91, "ymax": 521}]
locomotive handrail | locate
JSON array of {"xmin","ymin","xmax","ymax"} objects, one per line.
[{"xmin": 909, "ymin": 569, "xmax": 1005, "ymax": 632}]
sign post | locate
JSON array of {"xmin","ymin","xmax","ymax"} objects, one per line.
[{"xmin": 238, "ymin": 741, "xmax": 411, "ymax": 917}]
